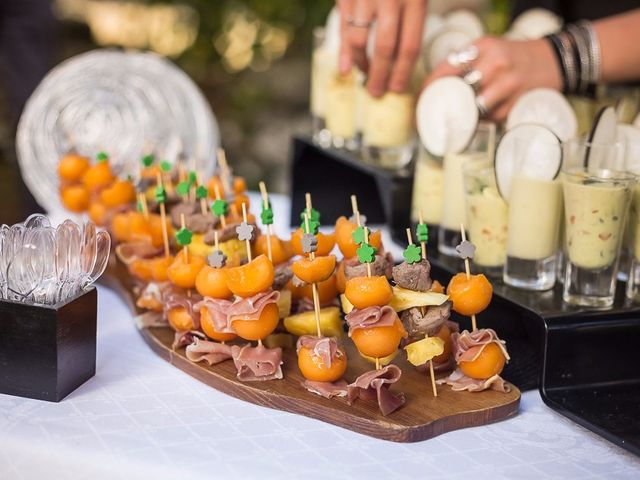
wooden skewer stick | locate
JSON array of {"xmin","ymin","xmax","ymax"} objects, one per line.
[
  {"xmin": 350, "ymin": 195, "xmax": 371, "ymax": 277},
  {"xmin": 213, "ymin": 184, "xmax": 227, "ymax": 228},
  {"xmin": 217, "ymin": 148, "xmax": 232, "ymax": 195},
  {"xmin": 197, "ymin": 174, "xmax": 208, "ymax": 215},
  {"xmin": 138, "ymin": 193, "xmax": 149, "ymax": 220},
  {"xmin": 259, "ymin": 181, "xmax": 273, "ymax": 262},
  {"xmin": 460, "ymin": 223, "xmax": 477, "ymax": 332},
  {"xmin": 156, "ymin": 173, "xmax": 170, "ymax": 258},
  {"xmin": 180, "ymin": 214, "xmax": 189, "ymax": 264},
  {"xmin": 304, "ymin": 212, "xmax": 322, "ymax": 338},
  {"xmin": 242, "ymin": 203, "xmax": 252, "ymax": 263},
  {"xmin": 418, "ymin": 210, "xmax": 427, "ymax": 260}
]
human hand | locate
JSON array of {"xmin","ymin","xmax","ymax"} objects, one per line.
[
  {"xmin": 337, "ymin": 0, "xmax": 427, "ymax": 97},
  {"xmin": 423, "ymin": 36, "xmax": 563, "ymax": 122}
]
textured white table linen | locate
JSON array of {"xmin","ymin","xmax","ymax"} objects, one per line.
[{"xmin": 1, "ymin": 193, "xmax": 639, "ymax": 480}]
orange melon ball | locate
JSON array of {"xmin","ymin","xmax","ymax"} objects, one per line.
[
  {"xmin": 290, "ymin": 228, "xmax": 336, "ymax": 257},
  {"xmin": 430, "ymin": 280, "xmax": 445, "ymax": 294},
  {"xmin": 232, "ymin": 193, "xmax": 250, "ymax": 214},
  {"xmin": 129, "ymin": 258, "xmax": 153, "ymax": 281},
  {"xmin": 167, "ymin": 254, "xmax": 206, "ymax": 289},
  {"xmin": 344, "ymin": 275, "xmax": 393, "ymax": 309},
  {"xmin": 298, "ymin": 274, "xmax": 338, "ymax": 303},
  {"xmin": 292, "ymin": 255, "xmax": 336, "ymax": 285},
  {"xmin": 148, "ymin": 214, "xmax": 173, "ymax": 249},
  {"xmin": 58, "ymin": 153, "xmax": 90, "ymax": 181},
  {"xmin": 149, "ymin": 255, "xmax": 174, "ymax": 282},
  {"xmin": 459, "ymin": 342, "xmax": 506, "ymax": 380},
  {"xmin": 447, "ymin": 273, "xmax": 493, "ymax": 316},
  {"xmin": 200, "ymin": 306, "xmax": 237, "ymax": 342},
  {"xmin": 233, "ymin": 176, "xmax": 246, "ymax": 194},
  {"xmin": 253, "ymin": 235, "xmax": 293, "ymax": 265},
  {"xmin": 351, "ymin": 317, "xmax": 407, "ymax": 358},
  {"xmin": 82, "ymin": 162, "xmax": 114, "ymax": 192},
  {"xmin": 231, "ymin": 302, "xmax": 279, "ymax": 341},
  {"xmin": 206, "ymin": 176, "xmax": 225, "ymax": 199},
  {"xmin": 167, "ymin": 306, "xmax": 197, "ymax": 332},
  {"xmin": 88, "ymin": 201, "xmax": 108, "ymax": 226},
  {"xmin": 111, "ymin": 212, "xmax": 132, "ymax": 242},
  {"xmin": 195, "ymin": 265, "xmax": 232, "ymax": 299},
  {"xmin": 100, "ymin": 180, "xmax": 135, "ymax": 208},
  {"xmin": 129, "ymin": 212, "xmax": 153, "ymax": 243},
  {"xmin": 61, "ymin": 184, "xmax": 90, "ymax": 212},
  {"xmin": 225, "ymin": 255, "xmax": 274, "ymax": 298},
  {"xmin": 298, "ymin": 345, "xmax": 347, "ymax": 382},
  {"xmin": 335, "ymin": 216, "xmax": 382, "ymax": 259}
]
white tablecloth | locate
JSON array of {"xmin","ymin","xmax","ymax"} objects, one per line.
[{"xmin": 2, "ymin": 194, "xmax": 639, "ymax": 480}]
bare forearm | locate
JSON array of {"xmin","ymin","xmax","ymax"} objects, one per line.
[{"xmin": 594, "ymin": 9, "xmax": 640, "ymax": 83}]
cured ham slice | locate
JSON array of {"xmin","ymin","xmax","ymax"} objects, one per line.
[
  {"xmin": 164, "ymin": 292, "xmax": 203, "ymax": 330},
  {"xmin": 347, "ymin": 365, "xmax": 405, "ymax": 416},
  {"xmin": 195, "ymin": 297, "xmax": 235, "ymax": 333},
  {"xmin": 172, "ymin": 330, "xmax": 205, "ymax": 350},
  {"xmin": 115, "ymin": 242, "xmax": 163, "ymax": 265},
  {"xmin": 302, "ymin": 379, "xmax": 348, "ymax": 399},
  {"xmin": 453, "ymin": 328, "xmax": 510, "ymax": 364},
  {"xmin": 438, "ymin": 368, "xmax": 511, "ymax": 393},
  {"xmin": 296, "ymin": 335, "xmax": 342, "ymax": 369},
  {"xmin": 293, "ymin": 296, "xmax": 339, "ymax": 314},
  {"xmin": 345, "ymin": 305, "xmax": 398, "ymax": 336},
  {"xmin": 231, "ymin": 344, "xmax": 283, "ymax": 381},
  {"xmin": 137, "ymin": 282, "xmax": 181, "ymax": 312},
  {"xmin": 228, "ymin": 290, "xmax": 280, "ymax": 323},
  {"xmin": 185, "ymin": 338, "xmax": 235, "ymax": 366}
]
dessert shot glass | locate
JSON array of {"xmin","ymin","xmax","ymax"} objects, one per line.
[
  {"xmin": 503, "ymin": 137, "xmax": 563, "ymax": 291},
  {"xmin": 463, "ymin": 160, "xmax": 508, "ymax": 277},
  {"xmin": 310, "ymin": 27, "xmax": 333, "ymax": 148},
  {"xmin": 438, "ymin": 121, "xmax": 496, "ymax": 256},
  {"xmin": 562, "ymin": 168, "xmax": 635, "ymax": 307}
]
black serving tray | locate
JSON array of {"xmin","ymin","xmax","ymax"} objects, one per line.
[
  {"xmin": 289, "ymin": 135, "xmax": 640, "ymax": 456},
  {"xmin": 0, "ymin": 287, "xmax": 97, "ymax": 402}
]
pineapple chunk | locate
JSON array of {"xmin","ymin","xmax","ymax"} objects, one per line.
[
  {"xmin": 284, "ymin": 307, "xmax": 344, "ymax": 338},
  {"xmin": 188, "ymin": 235, "xmax": 247, "ymax": 267},
  {"xmin": 405, "ymin": 336, "xmax": 444, "ymax": 366},
  {"xmin": 359, "ymin": 349, "xmax": 399, "ymax": 366},
  {"xmin": 277, "ymin": 289, "xmax": 292, "ymax": 318},
  {"xmin": 389, "ymin": 286, "xmax": 448, "ymax": 312},
  {"xmin": 340, "ymin": 294, "xmax": 354, "ymax": 315}
]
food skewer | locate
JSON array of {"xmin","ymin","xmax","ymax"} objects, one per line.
[
  {"xmin": 459, "ymin": 223, "xmax": 477, "ymax": 332},
  {"xmin": 241, "ymin": 203, "xmax": 252, "ymax": 263},
  {"xmin": 155, "ymin": 172, "xmax": 170, "ymax": 257},
  {"xmin": 405, "ymin": 227, "xmax": 438, "ymax": 397},
  {"xmin": 418, "ymin": 210, "xmax": 428, "ymax": 260},
  {"xmin": 350, "ymin": 195, "xmax": 372, "ymax": 278},
  {"xmin": 196, "ymin": 174, "xmax": 208, "ymax": 215},
  {"xmin": 217, "ymin": 148, "xmax": 233, "ymax": 195},
  {"xmin": 212, "ymin": 184, "xmax": 227, "ymax": 228},
  {"xmin": 259, "ymin": 181, "xmax": 273, "ymax": 262},
  {"xmin": 179, "ymin": 214, "xmax": 189, "ymax": 264},
  {"xmin": 303, "ymin": 211, "xmax": 323, "ymax": 338},
  {"xmin": 138, "ymin": 192, "xmax": 149, "ymax": 220}
]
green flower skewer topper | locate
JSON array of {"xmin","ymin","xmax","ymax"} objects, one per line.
[
  {"xmin": 195, "ymin": 185, "xmax": 208, "ymax": 200},
  {"xmin": 155, "ymin": 172, "xmax": 171, "ymax": 258},
  {"xmin": 259, "ymin": 181, "xmax": 274, "ymax": 262},
  {"xmin": 96, "ymin": 151, "xmax": 109, "ymax": 162},
  {"xmin": 176, "ymin": 213, "xmax": 193, "ymax": 263},
  {"xmin": 261, "ymin": 205, "xmax": 274, "ymax": 225},
  {"xmin": 155, "ymin": 185, "xmax": 167, "ymax": 205},
  {"xmin": 160, "ymin": 160, "xmax": 172, "ymax": 172},
  {"xmin": 299, "ymin": 206, "xmax": 320, "ymax": 234},
  {"xmin": 211, "ymin": 198, "xmax": 228, "ymax": 217},
  {"xmin": 142, "ymin": 154, "xmax": 154, "ymax": 168},
  {"xmin": 352, "ymin": 225, "xmax": 369, "ymax": 245}
]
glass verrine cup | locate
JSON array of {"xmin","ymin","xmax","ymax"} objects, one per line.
[
  {"xmin": 310, "ymin": 27, "xmax": 333, "ymax": 148},
  {"xmin": 325, "ymin": 66, "xmax": 358, "ymax": 150},
  {"xmin": 562, "ymin": 168, "xmax": 635, "ymax": 307},
  {"xmin": 438, "ymin": 122, "xmax": 496, "ymax": 256},
  {"xmin": 362, "ymin": 91, "xmax": 415, "ymax": 169},
  {"xmin": 411, "ymin": 145, "xmax": 443, "ymax": 227},
  {"xmin": 503, "ymin": 138, "xmax": 563, "ymax": 290},
  {"xmin": 624, "ymin": 138, "xmax": 640, "ymax": 301},
  {"xmin": 463, "ymin": 160, "xmax": 508, "ymax": 277}
]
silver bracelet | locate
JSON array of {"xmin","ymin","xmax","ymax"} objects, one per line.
[
  {"xmin": 556, "ymin": 31, "xmax": 578, "ymax": 94},
  {"xmin": 565, "ymin": 23, "xmax": 590, "ymax": 94},
  {"xmin": 577, "ymin": 20, "xmax": 601, "ymax": 84}
]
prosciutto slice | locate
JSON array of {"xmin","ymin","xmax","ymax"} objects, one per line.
[
  {"xmin": 231, "ymin": 344, "xmax": 283, "ymax": 381},
  {"xmin": 296, "ymin": 335, "xmax": 342, "ymax": 369},
  {"xmin": 293, "ymin": 296, "xmax": 340, "ymax": 314},
  {"xmin": 195, "ymin": 297, "xmax": 235, "ymax": 333},
  {"xmin": 452, "ymin": 328, "xmax": 510, "ymax": 364},
  {"xmin": 347, "ymin": 365, "xmax": 405, "ymax": 416},
  {"xmin": 302, "ymin": 379, "xmax": 348, "ymax": 399},
  {"xmin": 345, "ymin": 305, "xmax": 399, "ymax": 336},
  {"xmin": 173, "ymin": 330, "xmax": 205, "ymax": 350},
  {"xmin": 228, "ymin": 290, "xmax": 280, "ymax": 323},
  {"xmin": 437, "ymin": 368, "xmax": 511, "ymax": 393},
  {"xmin": 115, "ymin": 242, "xmax": 163, "ymax": 265},
  {"xmin": 164, "ymin": 292, "xmax": 203, "ymax": 331},
  {"xmin": 185, "ymin": 338, "xmax": 235, "ymax": 365}
]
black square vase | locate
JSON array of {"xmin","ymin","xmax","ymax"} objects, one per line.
[{"xmin": 0, "ymin": 287, "xmax": 97, "ymax": 402}]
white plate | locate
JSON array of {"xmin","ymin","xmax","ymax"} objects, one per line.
[
  {"xmin": 16, "ymin": 49, "xmax": 219, "ymax": 214},
  {"xmin": 584, "ymin": 106, "xmax": 618, "ymax": 169},
  {"xmin": 507, "ymin": 8, "xmax": 562, "ymax": 40},
  {"xmin": 416, "ymin": 76, "xmax": 478, "ymax": 157},
  {"xmin": 616, "ymin": 124, "xmax": 640, "ymax": 171},
  {"xmin": 494, "ymin": 123, "xmax": 562, "ymax": 200},
  {"xmin": 506, "ymin": 88, "xmax": 577, "ymax": 141}
]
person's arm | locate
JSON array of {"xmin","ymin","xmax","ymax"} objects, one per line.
[
  {"xmin": 338, "ymin": 0, "xmax": 428, "ymax": 97},
  {"xmin": 594, "ymin": 9, "xmax": 640, "ymax": 83}
]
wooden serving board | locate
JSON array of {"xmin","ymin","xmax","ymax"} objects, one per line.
[{"xmin": 104, "ymin": 259, "xmax": 520, "ymax": 443}]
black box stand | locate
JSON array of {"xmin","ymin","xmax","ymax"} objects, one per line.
[{"xmin": 0, "ymin": 287, "xmax": 97, "ymax": 402}]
